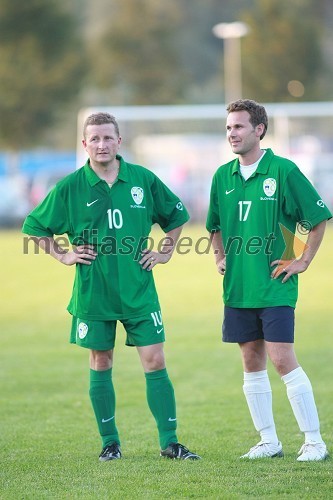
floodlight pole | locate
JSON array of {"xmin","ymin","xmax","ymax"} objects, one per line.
[{"xmin": 212, "ymin": 22, "xmax": 249, "ymax": 105}]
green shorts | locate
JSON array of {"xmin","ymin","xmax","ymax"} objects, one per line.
[{"xmin": 70, "ymin": 310, "xmax": 165, "ymax": 350}]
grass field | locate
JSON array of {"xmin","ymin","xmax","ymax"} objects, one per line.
[{"xmin": 1, "ymin": 225, "xmax": 332, "ymax": 499}]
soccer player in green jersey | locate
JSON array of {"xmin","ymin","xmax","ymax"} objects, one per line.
[
  {"xmin": 22, "ymin": 112, "xmax": 200, "ymax": 461},
  {"xmin": 206, "ymin": 99, "xmax": 331, "ymax": 461}
]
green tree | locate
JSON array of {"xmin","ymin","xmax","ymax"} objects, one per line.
[
  {"xmin": 0, "ymin": 0, "xmax": 85, "ymax": 149},
  {"xmin": 88, "ymin": 0, "xmax": 188, "ymax": 105},
  {"xmin": 86, "ymin": 0, "xmax": 251, "ymax": 105},
  {"xmin": 240, "ymin": 0, "xmax": 325, "ymax": 101}
]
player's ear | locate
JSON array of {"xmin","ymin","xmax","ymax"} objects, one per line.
[{"xmin": 256, "ymin": 123, "xmax": 265, "ymax": 138}]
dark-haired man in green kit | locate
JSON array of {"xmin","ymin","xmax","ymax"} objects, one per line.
[
  {"xmin": 207, "ymin": 99, "xmax": 331, "ymax": 461},
  {"xmin": 22, "ymin": 112, "xmax": 200, "ymax": 462}
]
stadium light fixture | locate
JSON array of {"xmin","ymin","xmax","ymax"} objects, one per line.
[{"xmin": 212, "ymin": 21, "xmax": 249, "ymax": 104}]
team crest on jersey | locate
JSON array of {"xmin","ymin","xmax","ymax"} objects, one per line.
[
  {"xmin": 131, "ymin": 186, "xmax": 144, "ymax": 205},
  {"xmin": 263, "ymin": 178, "xmax": 276, "ymax": 197},
  {"xmin": 78, "ymin": 322, "xmax": 88, "ymax": 340}
]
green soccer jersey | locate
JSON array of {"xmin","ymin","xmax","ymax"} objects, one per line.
[
  {"xmin": 206, "ymin": 148, "xmax": 332, "ymax": 308},
  {"xmin": 22, "ymin": 155, "xmax": 189, "ymax": 320}
]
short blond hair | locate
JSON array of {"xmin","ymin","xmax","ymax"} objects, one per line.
[{"xmin": 83, "ymin": 112, "xmax": 120, "ymax": 138}]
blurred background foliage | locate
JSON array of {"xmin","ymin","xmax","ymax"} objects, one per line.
[
  {"xmin": 0, "ymin": 0, "xmax": 333, "ymax": 149},
  {"xmin": 0, "ymin": 0, "xmax": 85, "ymax": 149}
]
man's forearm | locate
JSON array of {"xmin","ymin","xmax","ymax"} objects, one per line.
[
  {"xmin": 29, "ymin": 236, "xmax": 97, "ymax": 266},
  {"xmin": 210, "ymin": 231, "xmax": 225, "ymax": 264},
  {"xmin": 300, "ymin": 220, "xmax": 327, "ymax": 268},
  {"xmin": 30, "ymin": 236, "xmax": 68, "ymax": 262},
  {"xmin": 160, "ymin": 225, "xmax": 184, "ymax": 258}
]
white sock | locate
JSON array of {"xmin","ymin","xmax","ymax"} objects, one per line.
[
  {"xmin": 282, "ymin": 366, "xmax": 323, "ymax": 444},
  {"xmin": 243, "ymin": 370, "xmax": 279, "ymax": 445}
]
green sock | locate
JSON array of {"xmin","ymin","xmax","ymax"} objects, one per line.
[
  {"xmin": 89, "ymin": 368, "xmax": 120, "ymax": 448},
  {"xmin": 145, "ymin": 368, "xmax": 178, "ymax": 450}
]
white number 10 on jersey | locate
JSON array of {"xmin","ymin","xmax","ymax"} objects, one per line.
[
  {"xmin": 107, "ymin": 208, "xmax": 123, "ymax": 229},
  {"xmin": 238, "ymin": 201, "xmax": 252, "ymax": 221}
]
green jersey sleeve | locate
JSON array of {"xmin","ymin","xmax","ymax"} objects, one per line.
[
  {"xmin": 151, "ymin": 175, "xmax": 190, "ymax": 232},
  {"xmin": 22, "ymin": 184, "xmax": 71, "ymax": 237},
  {"xmin": 283, "ymin": 166, "xmax": 332, "ymax": 227},
  {"xmin": 206, "ymin": 173, "xmax": 221, "ymax": 232}
]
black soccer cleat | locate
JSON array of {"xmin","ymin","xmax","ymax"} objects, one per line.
[
  {"xmin": 99, "ymin": 442, "xmax": 122, "ymax": 461},
  {"xmin": 160, "ymin": 442, "xmax": 201, "ymax": 460}
]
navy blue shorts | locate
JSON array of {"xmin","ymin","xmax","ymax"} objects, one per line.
[{"xmin": 222, "ymin": 306, "xmax": 295, "ymax": 343}]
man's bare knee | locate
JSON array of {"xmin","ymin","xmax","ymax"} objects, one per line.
[
  {"xmin": 239, "ymin": 340, "xmax": 267, "ymax": 372},
  {"xmin": 137, "ymin": 344, "xmax": 165, "ymax": 372},
  {"xmin": 90, "ymin": 350, "xmax": 113, "ymax": 370},
  {"xmin": 266, "ymin": 342, "xmax": 299, "ymax": 376}
]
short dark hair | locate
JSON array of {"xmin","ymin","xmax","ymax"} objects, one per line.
[
  {"xmin": 83, "ymin": 112, "xmax": 120, "ymax": 138},
  {"xmin": 227, "ymin": 99, "xmax": 268, "ymax": 140}
]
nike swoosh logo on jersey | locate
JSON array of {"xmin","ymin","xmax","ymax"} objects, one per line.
[
  {"xmin": 225, "ymin": 189, "xmax": 235, "ymax": 195},
  {"xmin": 87, "ymin": 199, "xmax": 99, "ymax": 207},
  {"xmin": 157, "ymin": 328, "xmax": 164, "ymax": 334},
  {"xmin": 168, "ymin": 417, "xmax": 177, "ymax": 422},
  {"xmin": 102, "ymin": 416, "xmax": 115, "ymax": 423}
]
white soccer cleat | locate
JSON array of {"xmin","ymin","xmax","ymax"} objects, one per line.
[
  {"xmin": 297, "ymin": 442, "xmax": 329, "ymax": 462},
  {"xmin": 240, "ymin": 440, "xmax": 284, "ymax": 459}
]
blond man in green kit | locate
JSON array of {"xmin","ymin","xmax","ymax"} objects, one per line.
[{"xmin": 22, "ymin": 112, "xmax": 200, "ymax": 462}]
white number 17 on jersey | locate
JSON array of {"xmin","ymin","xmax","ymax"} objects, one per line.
[{"xmin": 238, "ymin": 201, "xmax": 252, "ymax": 221}]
